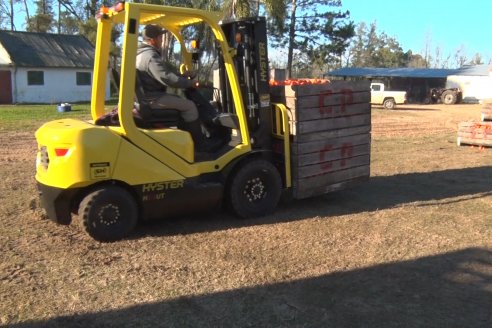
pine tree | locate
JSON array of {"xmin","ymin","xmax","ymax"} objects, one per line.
[
  {"xmin": 27, "ymin": 0, "xmax": 55, "ymax": 32},
  {"xmin": 269, "ymin": 0, "xmax": 354, "ymax": 78}
]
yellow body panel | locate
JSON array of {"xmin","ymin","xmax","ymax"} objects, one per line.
[
  {"xmin": 35, "ymin": 119, "xmax": 121, "ymax": 188},
  {"xmin": 140, "ymin": 129, "xmax": 194, "ymax": 163},
  {"xmin": 35, "ymin": 119, "xmax": 187, "ymax": 189},
  {"xmin": 272, "ymin": 103, "xmax": 292, "ymax": 188},
  {"xmin": 112, "ymin": 137, "xmax": 184, "ymax": 185},
  {"xmin": 91, "ymin": 18, "xmax": 112, "ymax": 120}
]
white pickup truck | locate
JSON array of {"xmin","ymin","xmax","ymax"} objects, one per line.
[{"xmin": 370, "ymin": 82, "xmax": 407, "ymax": 109}]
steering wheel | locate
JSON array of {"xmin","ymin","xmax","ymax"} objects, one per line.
[{"xmin": 179, "ymin": 64, "xmax": 196, "ymax": 78}]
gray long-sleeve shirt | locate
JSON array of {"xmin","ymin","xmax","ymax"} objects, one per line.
[{"xmin": 136, "ymin": 43, "xmax": 194, "ymax": 98}]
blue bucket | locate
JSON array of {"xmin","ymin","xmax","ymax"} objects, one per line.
[{"xmin": 57, "ymin": 103, "xmax": 72, "ymax": 113}]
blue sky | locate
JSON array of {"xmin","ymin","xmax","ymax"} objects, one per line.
[
  {"xmin": 10, "ymin": 0, "xmax": 491, "ymax": 66},
  {"xmin": 341, "ymin": 0, "xmax": 491, "ymax": 64}
]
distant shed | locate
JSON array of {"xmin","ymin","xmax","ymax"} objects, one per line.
[
  {"xmin": 446, "ymin": 65, "xmax": 492, "ymax": 103},
  {"xmin": 327, "ymin": 66, "xmax": 492, "ymax": 103},
  {"xmin": 0, "ymin": 30, "xmax": 110, "ymax": 104}
]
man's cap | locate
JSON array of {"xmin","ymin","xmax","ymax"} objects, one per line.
[{"xmin": 142, "ymin": 24, "xmax": 166, "ymax": 39}]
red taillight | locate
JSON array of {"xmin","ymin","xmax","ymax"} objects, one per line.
[{"xmin": 54, "ymin": 148, "xmax": 69, "ymax": 157}]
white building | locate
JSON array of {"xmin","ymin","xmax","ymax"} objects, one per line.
[
  {"xmin": 0, "ymin": 30, "xmax": 110, "ymax": 104},
  {"xmin": 446, "ymin": 65, "xmax": 492, "ymax": 103}
]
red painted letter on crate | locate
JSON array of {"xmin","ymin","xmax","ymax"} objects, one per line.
[
  {"xmin": 319, "ymin": 144, "xmax": 333, "ymax": 171},
  {"xmin": 340, "ymin": 143, "xmax": 354, "ymax": 167},
  {"xmin": 340, "ymin": 89, "xmax": 354, "ymax": 113},
  {"xmin": 318, "ymin": 90, "xmax": 333, "ymax": 116}
]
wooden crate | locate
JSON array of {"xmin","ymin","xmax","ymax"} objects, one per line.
[
  {"xmin": 481, "ymin": 104, "xmax": 492, "ymax": 122},
  {"xmin": 271, "ymin": 80, "xmax": 371, "ymax": 199},
  {"xmin": 457, "ymin": 121, "xmax": 492, "ymax": 147}
]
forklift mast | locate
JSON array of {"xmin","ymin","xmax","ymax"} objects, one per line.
[{"xmin": 218, "ymin": 17, "xmax": 272, "ymax": 151}]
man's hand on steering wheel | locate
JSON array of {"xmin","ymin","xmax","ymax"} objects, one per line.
[
  {"xmin": 183, "ymin": 70, "xmax": 197, "ymax": 79},
  {"xmin": 180, "ymin": 64, "xmax": 197, "ymax": 79}
]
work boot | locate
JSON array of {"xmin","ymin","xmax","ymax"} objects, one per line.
[{"xmin": 182, "ymin": 119, "xmax": 223, "ymax": 153}]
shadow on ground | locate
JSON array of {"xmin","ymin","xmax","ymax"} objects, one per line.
[
  {"xmin": 130, "ymin": 165, "xmax": 492, "ymax": 238},
  {"xmin": 11, "ymin": 247, "xmax": 492, "ymax": 328},
  {"xmin": 373, "ymin": 105, "xmax": 440, "ymax": 111}
]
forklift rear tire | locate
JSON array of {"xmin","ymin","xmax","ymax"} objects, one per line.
[
  {"xmin": 79, "ymin": 186, "xmax": 138, "ymax": 242},
  {"xmin": 227, "ymin": 159, "xmax": 282, "ymax": 219}
]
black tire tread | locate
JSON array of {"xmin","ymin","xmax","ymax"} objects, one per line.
[
  {"xmin": 441, "ymin": 90, "xmax": 457, "ymax": 105},
  {"xmin": 383, "ymin": 98, "xmax": 396, "ymax": 109},
  {"xmin": 79, "ymin": 186, "xmax": 138, "ymax": 242},
  {"xmin": 227, "ymin": 159, "xmax": 282, "ymax": 219}
]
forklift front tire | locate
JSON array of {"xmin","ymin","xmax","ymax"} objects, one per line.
[
  {"xmin": 227, "ymin": 159, "xmax": 282, "ymax": 219},
  {"xmin": 79, "ymin": 185, "xmax": 138, "ymax": 242}
]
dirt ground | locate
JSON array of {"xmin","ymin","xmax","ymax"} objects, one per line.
[{"xmin": 0, "ymin": 103, "xmax": 491, "ymax": 327}]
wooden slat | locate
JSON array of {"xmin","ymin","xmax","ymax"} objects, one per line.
[
  {"xmin": 293, "ymin": 143, "xmax": 370, "ymax": 167},
  {"xmin": 294, "ymin": 154, "xmax": 370, "ymax": 179},
  {"xmin": 293, "ymin": 125, "xmax": 371, "ymax": 143},
  {"xmin": 294, "ymin": 176, "xmax": 369, "ymax": 199},
  {"xmin": 270, "ymin": 80, "xmax": 370, "ymax": 98},
  {"xmin": 457, "ymin": 121, "xmax": 492, "ymax": 133},
  {"xmin": 481, "ymin": 107, "xmax": 492, "ymax": 121},
  {"xmin": 283, "ymin": 91, "xmax": 370, "ymax": 111},
  {"xmin": 293, "ymin": 114, "xmax": 370, "ymax": 135},
  {"xmin": 457, "ymin": 131, "xmax": 492, "ymax": 139},
  {"xmin": 457, "ymin": 122, "xmax": 477, "ymax": 129},
  {"xmin": 284, "ymin": 101, "xmax": 371, "ymax": 122},
  {"xmin": 458, "ymin": 121, "xmax": 492, "ymax": 127},
  {"xmin": 293, "ymin": 166, "xmax": 370, "ymax": 198},
  {"xmin": 291, "ymin": 133, "xmax": 370, "ymax": 155},
  {"xmin": 457, "ymin": 137, "xmax": 492, "ymax": 147}
]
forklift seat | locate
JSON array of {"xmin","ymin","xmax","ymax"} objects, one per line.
[
  {"xmin": 100, "ymin": 69, "xmax": 236, "ymax": 131},
  {"xmin": 134, "ymin": 71, "xmax": 182, "ymax": 128}
]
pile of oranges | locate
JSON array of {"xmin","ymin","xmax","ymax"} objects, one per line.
[
  {"xmin": 473, "ymin": 123, "xmax": 492, "ymax": 133},
  {"xmin": 269, "ymin": 79, "xmax": 330, "ymax": 86}
]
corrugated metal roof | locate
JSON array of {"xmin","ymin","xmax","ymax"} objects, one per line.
[
  {"xmin": 327, "ymin": 67, "xmax": 458, "ymax": 78},
  {"xmin": 328, "ymin": 66, "xmax": 491, "ymax": 78},
  {"xmin": 0, "ymin": 30, "xmax": 94, "ymax": 68},
  {"xmin": 453, "ymin": 64, "xmax": 491, "ymax": 76}
]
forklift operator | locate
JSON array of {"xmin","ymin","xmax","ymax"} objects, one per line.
[{"xmin": 136, "ymin": 24, "xmax": 213, "ymax": 151}]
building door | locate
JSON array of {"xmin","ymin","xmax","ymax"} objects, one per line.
[{"xmin": 0, "ymin": 70, "xmax": 12, "ymax": 104}]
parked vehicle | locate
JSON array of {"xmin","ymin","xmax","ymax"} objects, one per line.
[
  {"xmin": 370, "ymin": 82, "xmax": 407, "ymax": 109},
  {"xmin": 427, "ymin": 87, "xmax": 462, "ymax": 105}
]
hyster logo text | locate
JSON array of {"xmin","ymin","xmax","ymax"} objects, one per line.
[
  {"xmin": 258, "ymin": 42, "xmax": 267, "ymax": 82},
  {"xmin": 142, "ymin": 180, "xmax": 184, "ymax": 192}
]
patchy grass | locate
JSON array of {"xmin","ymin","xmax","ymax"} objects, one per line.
[
  {"xmin": 0, "ymin": 104, "xmax": 91, "ymax": 132},
  {"xmin": 0, "ymin": 103, "xmax": 491, "ymax": 327}
]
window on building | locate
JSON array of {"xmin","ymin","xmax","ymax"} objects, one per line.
[
  {"xmin": 27, "ymin": 71, "xmax": 44, "ymax": 85},
  {"xmin": 76, "ymin": 72, "xmax": 91, "ymax": 85}
]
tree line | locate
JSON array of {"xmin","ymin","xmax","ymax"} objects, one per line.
[
  {"xmin": 1, "ymin": 1, "xmax": 489, "ymax": 78},
  {"xmin": 346, "ymin": 21, "xmax": 488, "ymax": 71}
]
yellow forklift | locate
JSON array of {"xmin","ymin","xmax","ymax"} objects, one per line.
[
  {"xmin": 36, "ymin": 2, "xmax": 371, "ymax": 242},
  {"xmin": 35, "ymin": 2, "xmax": 293, "ymax": 241}
]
